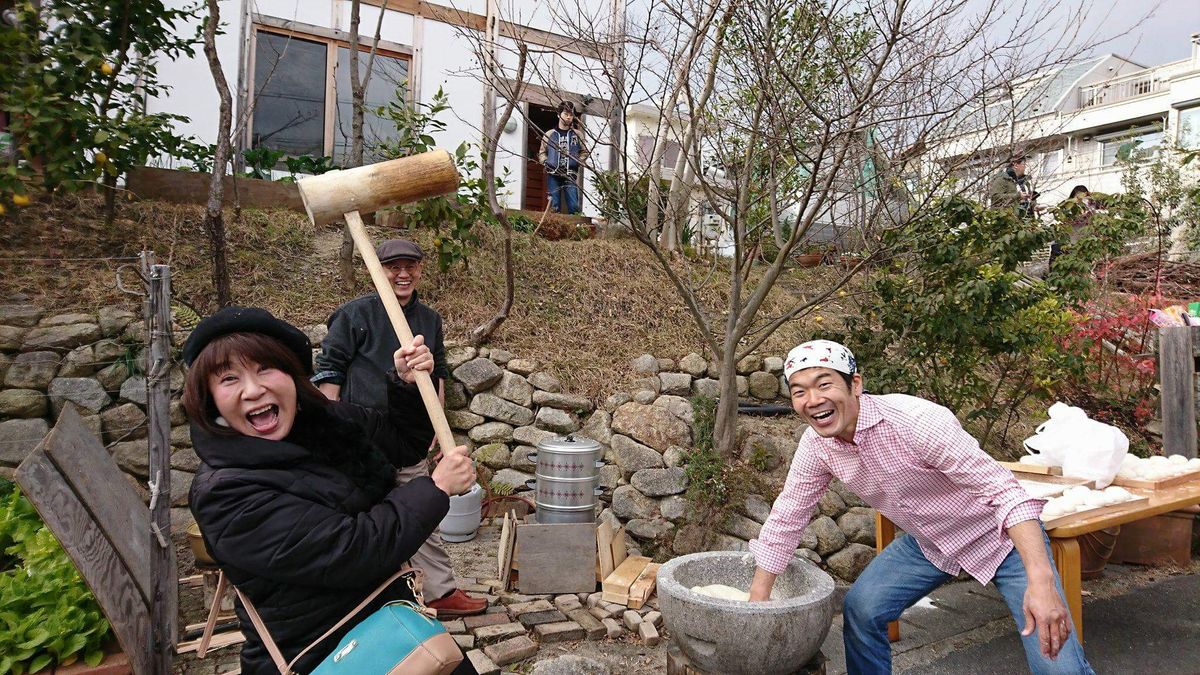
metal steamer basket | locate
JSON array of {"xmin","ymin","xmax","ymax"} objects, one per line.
[{"xmin": 528, "ymin": 435, "xmax": 603, "ymax": 524}]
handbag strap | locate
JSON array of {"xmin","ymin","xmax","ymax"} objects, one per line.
[{"xmin": 233, "ymin": 564, "xmax": 422, "ymax": 675}]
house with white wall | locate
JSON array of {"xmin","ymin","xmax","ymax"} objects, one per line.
[
  {"xmin": 148, "ymin": 0, "xmax": 618, "ymax": 217},
  {"xmin": 931, "ymin": 34, "xmax": 1200, "ymax": 205}
]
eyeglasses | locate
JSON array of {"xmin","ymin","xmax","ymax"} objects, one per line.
[{"xmin": 384, "ymin": 262, "xmax": 421, "ymax": 273}]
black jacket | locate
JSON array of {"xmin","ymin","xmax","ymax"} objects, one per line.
[
  {"xmin": 189, "ymin": 376, "xmax": 448, "ymax": 674},
  {"xmin": 313, "ymin": 292, "xmax": 447, "ymax": 411}
]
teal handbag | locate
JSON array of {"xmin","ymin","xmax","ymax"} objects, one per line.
[{"xmin": 235, "ymin": 566, "xmax": 464, "ymax": 675}]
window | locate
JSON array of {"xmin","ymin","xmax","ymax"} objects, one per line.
[
  {"xmin": 1179, "ymin": 107, "xmax": 1200, "ymax": 150},
  {"xmin": 635, "ymin": 134, "xmax": 682, "ymax": 170},
  {"xmin": 252, "ymin": 33, "xmax": 327, "ymax": 156},
  {"xmin": 1100, "ymin": 128, "xmax": 1163, "ymax": 166},
  {"xmin": 1034, "ymin": 149, "xmax": 1063, "ymax": 179},
  {"xmin": 333, "ymin": 46, "xmax": 409, "ymax": 165},
  {"xmin": 250, "ymin": 27, "xmax": 411, "ymax": 166}
]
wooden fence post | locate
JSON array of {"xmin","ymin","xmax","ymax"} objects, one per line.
[
  {"xmin": 1159, "ymin": 326, "xmax": 1198, "ymax": 458},
  {"xmin": 147, "ymin": 263, "xmax": 177, "ymax": 672}
]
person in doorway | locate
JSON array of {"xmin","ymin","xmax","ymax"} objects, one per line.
[
  {"xmin": 183, "ymin": 306, "xmax": 479, "ymax": 674},
  {"xmin": 312, "ymin": 238, "xmax": 487, "ymax": 617},
  {"xmin": 988, "ymin": 153, "xmax": 1039, "ymax": 219},
  {"xmin": 538, "ymin": 100, "xmax": 589, "ymax": 215},
  {"xmin": 747, "ymin": 339, "xmax": 1095, "ymax": 675}
]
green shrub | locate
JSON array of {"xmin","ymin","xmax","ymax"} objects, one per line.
[
  {"xmin": 835, "ymin": 196, "xmax": 1077, "ymax": 452},
  {"xmin": 0, "ymin": 486, "xmax": 112, "ymax": 674}
]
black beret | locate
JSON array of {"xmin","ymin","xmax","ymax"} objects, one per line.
[{"xmin": 181, "ymin": 306, "xmax": 313, "ymax": 375}]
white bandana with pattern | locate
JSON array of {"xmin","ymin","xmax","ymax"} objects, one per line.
[{"xmin": 783, "ymin": 340, "xmax": 857, "ymax": 381}]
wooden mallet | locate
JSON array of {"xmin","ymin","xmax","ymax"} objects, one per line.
[{"xmin": 297, "ymin": 150, "xmax": 461, "ymax": 456}]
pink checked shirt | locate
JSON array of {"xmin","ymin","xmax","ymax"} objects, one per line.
[{"xmin": 749, "ymin": 393, "xmax": 1043, "ymax": 584}]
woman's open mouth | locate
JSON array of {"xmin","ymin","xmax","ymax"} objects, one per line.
[{"xmin": 246, "ymin": 404, "xmax": 280, "ymax": 433}]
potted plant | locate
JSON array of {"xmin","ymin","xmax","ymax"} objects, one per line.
[{"xmin": 794, "ymin": 243, "xmax": 827, "ymax": 267}]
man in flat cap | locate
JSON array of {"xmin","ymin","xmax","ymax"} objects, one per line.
[
  {"xmin": 748, "ymin": 340, "xmax": 1093, "ymax": 674},
  {"xmin": 988, "ymin": 153, "xmax": 1039, "ymax": 219},
  {"xmin": 313, "ymin": 238, "xmax": 487, "ymax": 617}
]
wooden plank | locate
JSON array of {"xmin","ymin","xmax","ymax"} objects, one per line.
[
  {"xmin": 126, "ymin": 166, "xmax": 305, "ymax": 212},
  {"xmin": 1111, "ymin": 468, "xmax": 1200, "ymax": 490},
  {"xmin": 516, "ymin": 522, "xmax": 597, "ymax": 595},
  {"xmin": 597, "ymin": 520, "xmax": 616, "ymax": 581},
  {"xmin": 1050, "ymin": 538, "xmax": 1084, "ymax": 643},
  {"xmin": 1160, "ymin": 326, "xmax": 1198, "ymax": 458},
  {"xmin": 626, "ymin": 562, "xmax": 661, "ymax": 610},
  {"xmin": 176, "ymin": 631, "xmax": 246, "ymax": 654},
  {"xmin": 611, "ymin": 526, "xmax": 627, "ymax": 569},
  {"xmin": 999, "ymin": 461, "xmax": 1062, "ymax": 476},
  {"xmin": 40, "ymin": 407, "xmax": 152, "ymax": 603},
  {"xmin": 498, "ymin": 513, "xmax": 515, "ymax": 589},
  {"xmin": 1040, "ymin": 496, "xmax": 1151, "ymax": 530},
  {"xmin": 601, "ymin": 555, "xmax": 650, "ymax": 605},
  {"xmin": 876, "ymin": 513, "xmax": 900, "ymax": 643},
  {"xmin": 16, "ymin": 450, "xmax": 153, "ymax": 675}
]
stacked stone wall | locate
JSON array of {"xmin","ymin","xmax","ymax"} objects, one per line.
[{"xmin": 0, "ymin": 301, "xmax": 876, "ymax": 581}]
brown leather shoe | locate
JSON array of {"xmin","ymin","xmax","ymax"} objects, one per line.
[{"xmin": 426, "ymin": 589, "xmax": 488, "ymax": 617}]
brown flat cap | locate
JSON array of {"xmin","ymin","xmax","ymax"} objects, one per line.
[{"xmin": 376, "ymin": 239, "xmax": 424, "ymax": 263}]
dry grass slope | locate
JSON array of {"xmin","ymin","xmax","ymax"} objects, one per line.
[{"xmin": 0, "ymin": 194, "xmax": 846, "ymax": 400}]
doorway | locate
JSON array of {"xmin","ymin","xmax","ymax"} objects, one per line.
[{"xmin": 523, "ymin": 103, "xmax": 558, "ymax": 211}]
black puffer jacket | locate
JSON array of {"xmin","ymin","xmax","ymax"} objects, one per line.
[{"xmin": 189, "ymin": 376, "xmax": 449, "ymax": 674}]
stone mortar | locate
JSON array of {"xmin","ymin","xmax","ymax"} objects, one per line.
[{"xmin": 657, "ymin": 551, "xmax": 835, "ymax": 674}]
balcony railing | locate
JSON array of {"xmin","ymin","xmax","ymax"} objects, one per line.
[{"xmin": 1078, "ymin": 72, "xmax": 1165, "ymax": 108}]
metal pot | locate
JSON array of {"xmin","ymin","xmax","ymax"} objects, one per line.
[
  {"xmin": 532, "ymin": 435, "xmax": 603, "ymax": 477},
  {"xmin": 531, "ymin": 435, "xmax": 603, "ymax": 522},
  {"xmin": 526, "ymin": 476, "xmax": 603, "ymax": 523},
  {"xmin": 527, "ymin": 452, "xmax": 605, "ymax": 479}
]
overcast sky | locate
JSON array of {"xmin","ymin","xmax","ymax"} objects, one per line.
[{"xmin": 1070, "ymin": 0, "xmax": 1199, "ymax": 66}]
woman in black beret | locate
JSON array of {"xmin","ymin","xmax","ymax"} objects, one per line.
[{"xmin": 182, "ymin": 307, "xmax": 478, "ymax": 674}]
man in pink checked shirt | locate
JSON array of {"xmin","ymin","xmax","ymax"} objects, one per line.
[{"xmin": 747, "ymin": 340, "xmax": 1094, "ymax": 675}]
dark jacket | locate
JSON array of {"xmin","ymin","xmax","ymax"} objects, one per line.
[
  {"xmin": 313, "ymin": 292, "xmax": 447, "ymax": 411},
  {"xmin": 987, "ymin": 168, "xmax": 1037, "ymax": 218},
  {"xmin": 189, "ymin": 375, "xmax": 446, "ymax": 674},
  {"xmin": 539, "ymin": 127, "xmax": 586, "ymax": 177}
]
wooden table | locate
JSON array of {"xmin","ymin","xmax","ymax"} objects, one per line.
[{"xmin": 875, "ymin": 480, "xmax": 1200, "ymax": 643}]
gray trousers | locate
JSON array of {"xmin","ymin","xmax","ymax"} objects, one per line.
[{"xmin": 397, "ymin": 460, "xmax": 457, "ymax": 599}]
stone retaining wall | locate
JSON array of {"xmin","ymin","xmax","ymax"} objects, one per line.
[{"xmin": 0, "ymin": 301, "xmax": 876, "ymax": 582}]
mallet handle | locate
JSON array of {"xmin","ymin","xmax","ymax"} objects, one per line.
[{"xmin": 344, "ymin": 210, "xmax": 460, "ymax": 456}]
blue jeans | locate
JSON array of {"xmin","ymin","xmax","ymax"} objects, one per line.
[
  {"xmin": 842, "ymin": 532, "xmax": 1094, "ymax": 675},
  {"xmin": 546, "ymin": 173, "xmax": 580, "ymax": 214}
]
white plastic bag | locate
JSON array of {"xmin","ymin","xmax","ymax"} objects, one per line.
[{"xmin": 1022, "ymin": 402, "xmax": 1128, "ymax": 488}]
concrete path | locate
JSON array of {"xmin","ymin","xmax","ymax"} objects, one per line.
[{"xmin": 821, "ymin": 564, "xmax": 1200, "ymax": 675}]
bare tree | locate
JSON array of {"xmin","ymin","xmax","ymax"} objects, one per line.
[
  {"xmin": 548, "ymin": 0, "xmax": 1095, "ymax": 458},
  {"xmin": 337, "ymin": 0, "xmax": 392, "ymax": 289},
  {"xmin": 201, "ymin": 0, "xmax": 233, "ymax": 307}
]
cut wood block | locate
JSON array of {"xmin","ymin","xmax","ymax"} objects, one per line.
[
  {"xmin": 602, "ymin": 555, "xmax": 651, "ymax": 605},
  {"xmin": 183, "ymin": 616, "xmax": 236, "ymax": 633},
  {"xmin": 176, "ymin": 631, "xmax": 245, "ymax": 654},
  {"xmin": 597, "ymin": 520, "xmax": 616, "ymax": 580},
  {"xmin": 626, "ymin": 563, "xmax": 661, "ymax": 610},
  {"xmin": 999, "ymin": 461, "xmax": 1062, "ymax": 476},
  {"xmin": 1111, "ymin": 469, "xmax": 1200, "ymax": 490},
  {"xmin": 516, "ymin": 522, "xmax": 598, "ymax": 595},
  {"xmin": 498, "ymin": 513, "xmax": 515, "ymax": 587},
  {"xmin": 611, "ymin": 526, "xmax": 628, "ymax": 569}
]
